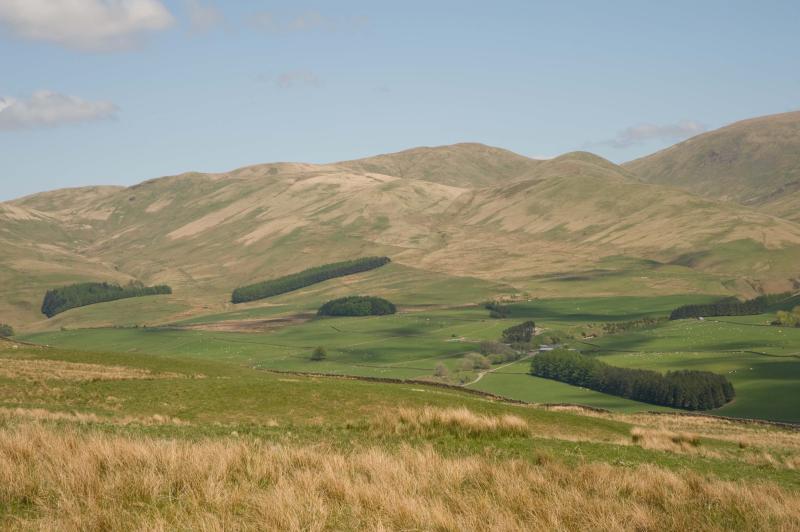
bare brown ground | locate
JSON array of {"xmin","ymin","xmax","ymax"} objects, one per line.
[{"xmin": 174, "ymin": 313, "xmax": 313, "ymax": 333}]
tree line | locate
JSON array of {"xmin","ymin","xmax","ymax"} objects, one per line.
[
  {"xmin": 41, "ymin": 282, "xmax": 172, "ymax": 318},
  {"xmin": 669, "ymin": 292, "xmax": 792, "ymax": 320},
  {"xmin": 530, "ymin": 349, "xmax": 735, "ymax": 410},
  {"xmin": 232, "ymin": 257, "xmax": 391, "ymax": 304},
  {"xmin": 317, "ymin": 296, "xmax": 396, "ymax": 317},
  {"xmin": 484, "ymin": 301, "xmax": 511, "ymax": 319}
]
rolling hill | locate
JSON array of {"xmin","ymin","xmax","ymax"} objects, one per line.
[
  {"xmin": 626, "ymin": 111, "xmax": 800, "ymax": 222},
  {"xmin": 2, "ymin": 139, "xmax": 800, "ymax": 330}
]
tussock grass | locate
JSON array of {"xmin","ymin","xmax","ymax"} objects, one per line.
[
  {"xmin": 0, "ymin": 407, "xmax": 189, "ymax": 427},
  {"xmin": 375, "ymin": 406, "xmax": 530, "ymax": 437},
  {"xmin": 1, "ymin": 421, "xmax": 799, "ymax": 531},
  {"xmin": 630, "ymin": 427, "xmax": 705, "ymax": 454},
  {"xmin": 0, "ymin": 358, "xmax": 185, "ymax": 382}
]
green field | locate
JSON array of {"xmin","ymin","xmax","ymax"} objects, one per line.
[
  {"xmin": 21, "ymin": 292, "xmax": 800, "ymax": 422},
  {"xmin": 582, "ymin": 316, "xmax": 800, "ymax": 422}
]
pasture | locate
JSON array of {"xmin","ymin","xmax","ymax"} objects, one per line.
[{"xmin": 22, "ymin": 292, "xmax": 800, "ymax": 421}]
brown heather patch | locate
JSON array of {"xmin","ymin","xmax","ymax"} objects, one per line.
[
  {"xmin": 0, "ymin": 422, "xmax": 799, "ymax": 531},
  {"xmin": 374, "ymin": 406, "xmax": 530, "ymax": 437},
  {"xmin": 0, "ymin": 358, "xmax": 191, "ymax": 382}
]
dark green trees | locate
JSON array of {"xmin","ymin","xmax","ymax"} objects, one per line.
[
  {"xmin": 317, "ymin": 296, "xmax": 396, "ymax": 317},
  {"xmin": 501, "ymin": 321, "xmax": 535, "ymax": 343},
  {"xmin": 530, "ymin": 349, "xmax": 735, "ymax": 410},
  {"xmin": 0, "ymin": 323, "xmax": 13, "ymax": 337},
  {"xmin": 231, "ymin": 257, "xmax": 391, "ymax": 304},
  {"xmin": 41, "ymin": 282, "xmax": 172, "ymax": 318},
  {"xmin": 669, "ymin": 293, "xmax": 792, "ymax": 320},
  {"xmin": 310, "ymin": 346, "xmax": 327, "ymax": 361}
]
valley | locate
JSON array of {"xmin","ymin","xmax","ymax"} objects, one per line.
[{"xmin": 2, "ymin": 113, "xmax": 800, "ymax": 530}]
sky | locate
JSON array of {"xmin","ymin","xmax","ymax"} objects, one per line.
[{"xmin": 0, "ymin": 0, "xmax": 799, "ymax": 201}]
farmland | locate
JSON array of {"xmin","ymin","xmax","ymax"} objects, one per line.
[{"xmin": 20, "ymin": 292, "xmax": 800, "ymax": 422}]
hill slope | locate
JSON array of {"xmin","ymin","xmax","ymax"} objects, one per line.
[
  {"xmin": 3, "ymin": 142, "xmax": 800, "ymax": 329},
  {"xmin": 339, "ymin": 142, "xmax": 547, "ymax": 187},
  {"xmin": 625, "ymin": 111, "xmax": 800, "ymax": 221}
]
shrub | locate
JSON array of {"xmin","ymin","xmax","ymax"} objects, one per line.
[
  {"xmin": 310, "ymin": 347, "xmax": 327, "ymax": 361},
  {"xmin": 530, "ymin": 349, "xmax": 734, "ymax": 410},
  {"xmin": 232, "ymin": 257, "xmax": 391, "ymax": 304},
  {"xmin": 460, "ymin": 353, "xmax": 491, "ymax": 371},
  {"xmin": 0, "ymin": 323, "xmax": 13, "ymax": 337},
  {"xmin": 41, "ymin": 282, "xmax": 172, "ymax": 318},
  {"xmin": 772, "ymin": 306, "xmax": 800, "ymax": 327},
  {"xmin": 317, "ymin": 296, "xmax": 396, "ymax": 317},
  {"xmin": 433, "ymin": 363, "xmax": 450, "ymax": 378}
]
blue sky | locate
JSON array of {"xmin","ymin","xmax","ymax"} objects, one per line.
[{"xmin": 1, "ymin": 0, "xmax": 798, "ymax": 201}]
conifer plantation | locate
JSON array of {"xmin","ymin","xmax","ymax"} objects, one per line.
[
  {"xmin": 231, "ymin": 257, "xmax": 391, "ymax": 304},
  {"xmin": 531, "ymin": 349, "xmax": 735, "ymax": 410},
  {"xmin": 41, "ymin": 282, "xmax": 173, "ymax": 318}
]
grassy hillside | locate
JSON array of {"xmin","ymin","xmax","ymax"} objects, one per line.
[
  {"xmin": 339, "ymin": 142, "xmax": 547, "ymax": 187},
  {"xmin": 3, "ymin": 141, "xmax": 800, "ymax": 330},
  {"xmin": 626, "ymin": 111, "xmax": 800, "ymax": 221}
]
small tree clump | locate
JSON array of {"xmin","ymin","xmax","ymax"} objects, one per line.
[
  {"xmin": 461, "ymin": 353, "xmax": 491, "ymax": 371},
  {"xmin": 434, "ymin": 363, "xmax": 450, "ymax": 379},
  {"xmin": 0, "ymin": 323, "xmax": 13, "ymax": 337},
  {"xmin": 310, "ymin": 346, "xmax": 327, "ymax": 361}
]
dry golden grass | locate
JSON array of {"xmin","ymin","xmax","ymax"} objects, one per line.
[
  {"xmin": 548, "ymin": 406, "xmax": 800, "ymax": 450},
  {"xmin": 374, "ymin": 406, "xmax": 530, "ymax": 437},
  {"xmin": 1, "ymin": 421, "xmax": 799, "ymax": 531},
  {"xmin": 630, "ymin": 427, "xmax": 708, "ymax": 455},
  {"xmin": 0, "ymin": 407, "xmax": 189, "ymax": 427},
  {"xmin": 0, "ymin": 358, "xmax": 184, "ymax": 382}
]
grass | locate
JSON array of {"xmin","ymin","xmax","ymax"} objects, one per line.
[
  {"xmin": 582, "ymin": 317, "xmax": 800, "ymax": 422},
  {"xmin": 2, "ymin": 336, "xmax": 800, "ymax": 528},
  {"xmin": 20, "ymin": 293, "xmax": 800, "ymax": 420}
]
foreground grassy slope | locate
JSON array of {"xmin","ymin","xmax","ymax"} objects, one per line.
[{"xmin": 1, "ymin": 338, "xmax": 799, "ymax": 529}]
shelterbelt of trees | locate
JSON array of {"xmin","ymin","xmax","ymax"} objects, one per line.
[
  {"xmin": 530, "ymin": 350, "xmax": 735, "ymax": 410},
  {"xmin": 317, "ymin": 296, "xmax": 396, "ymax": 317},
  {"xmin": 41, "ymin": 282, "xmax": 172, "ymax": 318},
  {"xmin": 669, "ymin": 292, "xmax": 793, "ymax": 320},
  {"xmin": 231, "ymin": 257, "xmax": 391, "ymax": 304}
]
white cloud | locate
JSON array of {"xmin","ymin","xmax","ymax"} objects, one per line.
[
  {"xmin": 185, "ymin": 0, "xmax": 224, "ymax": 33},
  {"xmin": 0, "ymin": 91, "xmax": 118, "ymax": 130},
  {"xmin": 594, "ymin": 120, "xmax": 707, "ymax": 149},
  {"xmin": 0, "ymin": 0, "xmax": 174, "ymax": 51},
  {"xmin": 275, "ymin": 71, "xmax": 322, "ymax": 89}
]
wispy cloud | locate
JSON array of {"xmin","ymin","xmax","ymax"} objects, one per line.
[
  {"xmin": 274, "ymin": 71, "xmax": 322, "ymax": 89},
  {"xmin": 590, "ymin": 120, "xmax": 707, "ymax": 149},
  {"xmin": 0, "ymin": 91, "xmax": 118, "ymax": 130},
  {"xmin": 248, "ymin": 10, "xmax": 367, "ymax": 33},
  {"xmin": 184, "ymin": 0, "xmax": 224, "ymax": 33},
  {"xmin": 0, "ymin": 0, "xmax": 174, "ymax": 51}
]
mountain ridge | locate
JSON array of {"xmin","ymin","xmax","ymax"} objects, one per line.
[{"xmin": 3, "ymin": 135, "xmax": 800, "ymax": 329}]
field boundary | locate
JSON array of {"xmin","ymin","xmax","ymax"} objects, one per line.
[{"xmin": 254, "ymin": 368, "xmax": 800, "ymax": 429}]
